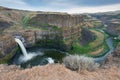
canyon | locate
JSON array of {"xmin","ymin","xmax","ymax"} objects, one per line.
[
  {"xmin": 0, "ymin": 6, "xmax": 120, "ymax": 80},
  {"xmin": 0, "ymin": 6, "xmax": 86, "ymax": 62}
]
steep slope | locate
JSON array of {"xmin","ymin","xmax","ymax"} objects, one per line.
[{"xmin": 0, "ymin": 6, "xmax": 29, "ymax": 33}]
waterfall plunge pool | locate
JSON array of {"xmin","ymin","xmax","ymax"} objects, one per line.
[{"xmin": 9, "ymin": 48, "xmax": 66, "ymax": 68}]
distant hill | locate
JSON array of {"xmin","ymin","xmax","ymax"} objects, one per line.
[{"xmin": 90, "ymin": 10, "xmax": 120, "ymax": 21}]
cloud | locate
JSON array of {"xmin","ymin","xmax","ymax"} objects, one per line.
[
  {"xmin": 0, "ymin": 0, "xmax": 27, "ymax": 6},
  {"xmin": 61, "ymin": 3, "xmax": 120, "ymax": 13},
  {"xmin": 0, "ymin": 0, "xmax": 30, "ymax": 10},
  {"xmin": 0, "ymin": 0, "xmax": 120, "ymax": 13}
]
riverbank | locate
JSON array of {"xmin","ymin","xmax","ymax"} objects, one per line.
[{"xmin": 69, "ymin": 29, "xmax": 110, "ymax": 57}]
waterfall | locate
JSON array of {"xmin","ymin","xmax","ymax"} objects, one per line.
[
  {"xmin": 15, "ymin": 38, "xmax": 28, "ymax": 57},
  {"xmin": 15, "ymin": 38, "xmax": 39, "ymax": 63}
]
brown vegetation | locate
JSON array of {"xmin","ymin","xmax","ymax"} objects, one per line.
[
  {"xmin": 0, "ymin": 64, "xmax": 119, "ymax": 80},
  {"xmin": 63, "ymin": 55, "xmax": 99, "ymax": 72}
]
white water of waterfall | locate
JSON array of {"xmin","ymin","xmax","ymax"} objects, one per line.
[
  {"xmin": 15, "ymin": 38, "xmax": 42, "ymax": 63},
  {"xmin": 15, "ymin": 38, "xmax": 28, "ymax": 57}
]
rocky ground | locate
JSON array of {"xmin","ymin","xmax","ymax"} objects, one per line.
[{"xmin": 0, "ymin": 63, "xmax": 119, "ymax": 80}]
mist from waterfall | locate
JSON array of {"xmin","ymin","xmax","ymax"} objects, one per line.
[
  {"xmin": 10, "ymin": 39, "xmax": 66, "ymax": 67},
  {"xmin": 47, "ymin": 57, "xmax": 54, "ymax": 64},
  {"xmin": 15, "ymin": 38, "xmax": 40, "ymax": 63}
]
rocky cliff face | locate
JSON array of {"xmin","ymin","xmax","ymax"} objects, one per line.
[
  {"xmin": 26, "ymin": 13, "xmax": 84, "ymax": 28},
  {"xmin": 105, "ymin": 22, "xmax": 120, "ymax": 36},
  {"xmin": 0, "ymin": 35, "xmax": 16, "ymax": 56},
  {"xmin": 0, "ymin": 35, "xmax": 17, "ymax": 63},
  {"xmin": 80, "ymin": 28, "xmax": 95, "ymax": 45},
  {"xmin": 23, "ymin": 30, "xmax": 36, "ymax": 47}
]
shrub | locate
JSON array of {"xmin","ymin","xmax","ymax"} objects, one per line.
[{"xmin": 63, "ymin": 55, "xmax": 99, "ymax": 72}]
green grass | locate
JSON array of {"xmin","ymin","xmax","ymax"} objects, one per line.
[
  {"xmin": 90, "ymin": 41, "xmax": 110, "ymax": 58},
  {"xmin": 21, "ymin": 16, "xmax": 60, "ymax": 31},
  {"xmin": 21, "ymin": 15, "xmax": 31, "ymax": 26},
  {"xmin": 113, "ymin": 39, "xmax": 120, "ymax": 48},
  {"xmin": 69, "ymin": 42, "xmax": 91, "ymax": 55},
  {"xmin": 5, "ymin": 13, "xmax": 11, "ymax": 17},
  {"xmin": 69, "ymin": 29, "xmax": 109, "ymax": 57},
  {"xmin": 93, "ymin": 22, "xmax": 99, "ymax": 27},
  {"xmin": 89, "ymin": 29, "xmax": 104, "ymax": 48},
  {"xmin": 24, "ymin": 26, "xmax": 48, "ymax": 30}
]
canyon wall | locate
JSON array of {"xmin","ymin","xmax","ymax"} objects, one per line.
[
  {"xmin": 0, "ymin": 35, "xmax": 17, "ymax": 63},
  {"xmin": 0, "ymin": 6, "xmax": 86, "ymax": 62},
  {"xmin": 105, "ymin": 22, "xmax": 120, "ymax": 36},
  {"xmin": 10, "ymin": 27, "xmax": 81, "ymax": 51},
  {"xmin": 27, "ymin": 13, "xmax": 84, "ymax": 28},
  {"xmin": 13, "ymin": 13, "xmax": 83, "ymax": 50},
  {"xmin": 22, "ymin": 13, "xmax": 84, "ymax": 50}
]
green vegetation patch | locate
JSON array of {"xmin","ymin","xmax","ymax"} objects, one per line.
[
  {"xmin": 21, "ymin": 15, "xmax": 60, "ymax": 30},
  {"xmin": 0, "ymin": 47, "xmax": 18, "ymax": 64},
  {"xmin": 69, "ymin": 42, "xmax": 91, "ymax": 55},
  {"xmin": 113, "ymin": 38, "xmax": 120, "ymax": 48},
  {"xmin": 69, "ymin": 29, "xmax": 109, "ymax": 57}
]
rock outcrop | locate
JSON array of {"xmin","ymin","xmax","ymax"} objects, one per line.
[
  {"xmin": 105, "ymin": 22, "xmax": 120, "ymax": 36},
  {"xmin": 0, "ymin": 35, "xmax": 17, "ymax": 63},
  {"xmin": 80, "ymin": 28, "xmax": 95, "ymax": 45},
  {"xmin": 27, "ymin": 13, "xmax": 84, "ymax": 28}
]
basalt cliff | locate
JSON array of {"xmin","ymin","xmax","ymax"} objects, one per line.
[{"xmin": 0, "ymin": 6, "xmax": 89, "ymax": 62}]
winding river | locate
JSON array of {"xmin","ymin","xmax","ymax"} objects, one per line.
[
  {"xmin": 94, "ymin": 29, "xmax": 114, "ymax": 63},
  {"xmin": 95, "ymin": 38, "xmax": 114, "ymax": 63}
]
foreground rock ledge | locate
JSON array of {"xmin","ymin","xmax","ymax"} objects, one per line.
[{"xmin": 0, "ymin": 64, "xmax": 120, "ymax": 80}]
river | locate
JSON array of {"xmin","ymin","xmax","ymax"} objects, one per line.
[
  {"xmin": 95, "ymin": 38, "xmax": 114, "ymax": 63},
  {"xmin": 94, "ymin": 29, "xmax": 114, "ymax": 63}
]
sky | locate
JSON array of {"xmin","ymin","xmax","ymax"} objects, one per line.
[{"xmin": 0, "ymin": 0, "xmax": 120, "ymax": 13}]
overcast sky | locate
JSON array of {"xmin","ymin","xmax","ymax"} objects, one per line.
[{"xmin": 0, "ymin": 0, "xmax": 120, "ymax": 13}]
